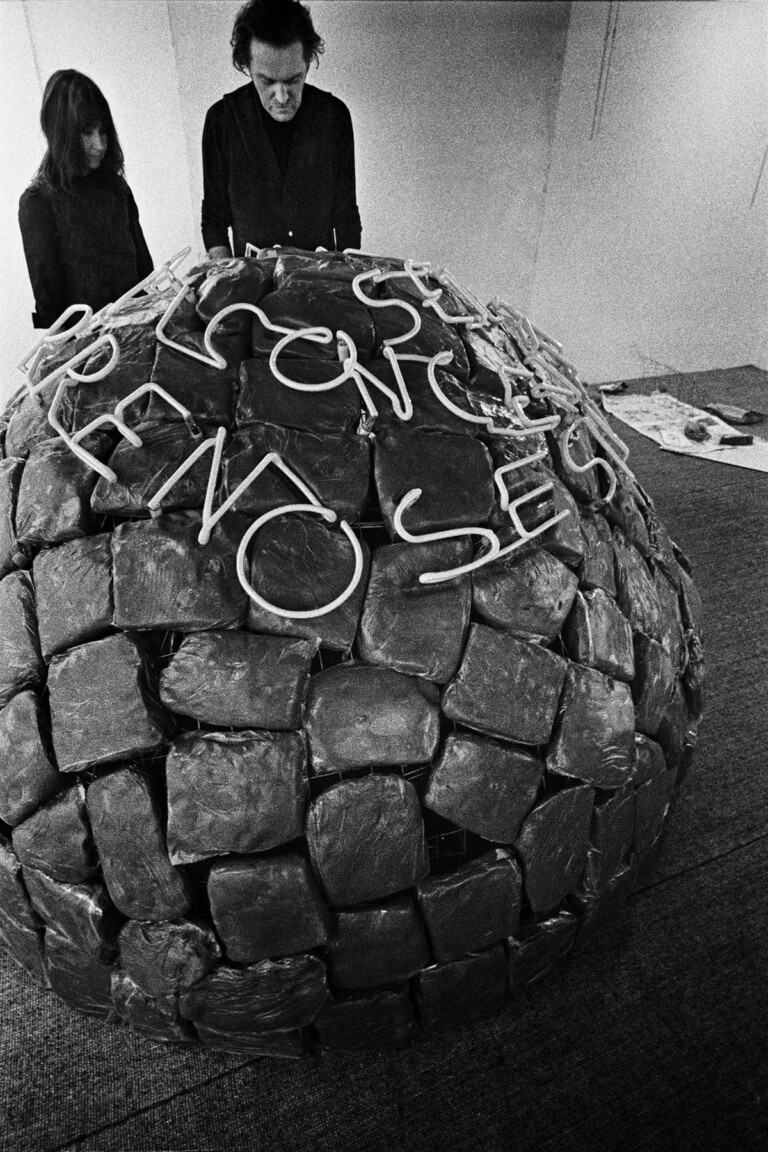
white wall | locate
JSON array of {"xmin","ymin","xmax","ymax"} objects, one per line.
[
  {"xmin": 531, "ymin": 0, "xmax": 768, "ymax": 382},
  {"xmin": 1, "ymin": 1, "xmax": 765, "ymax": 410},
  {"xmin": 0, "ymin": 1, "xmax": 196, "ymax": 407}
]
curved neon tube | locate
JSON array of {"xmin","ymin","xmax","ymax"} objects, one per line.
[{"xmin": 236, "ymin": 504, "xmax": 364, "ymax": 618}]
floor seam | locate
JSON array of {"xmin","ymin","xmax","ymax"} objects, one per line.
[
  {"xmin": 632, "ymin": 830, "xmax": 768, "ymax": 897},
  {"xmin": 45, "ymin": 1059, "xmax": 260, "ymax": 1152}
]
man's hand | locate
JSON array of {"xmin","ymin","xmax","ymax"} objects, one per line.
[{"xmin": 207, "ymin": 246, "xmax": 231, "ymax": 260}]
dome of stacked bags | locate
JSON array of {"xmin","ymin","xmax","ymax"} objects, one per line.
[{"xmin": 0, "ymin": 248, "xmax": 704, "ymax": 1055}]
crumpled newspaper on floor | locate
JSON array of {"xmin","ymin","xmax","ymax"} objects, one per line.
[{"xmin": 600, "ymin": 389, "xmax": 768, "ymax": 472}]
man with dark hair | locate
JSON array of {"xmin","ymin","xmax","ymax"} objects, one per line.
[{"xmin": 202, "ymin": 0, "xmax": 362, "ymax": 257}]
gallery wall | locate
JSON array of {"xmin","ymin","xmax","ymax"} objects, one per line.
[
  {"xmin": 0, "ymin": 0, "xmax": 765, "ymax": 409},
  {"xmin": 0, "ymin": 0, "xmax": 194, "ymax": 405},
  {"xmin": 530, "ymin": 0, "xmax": 768, "ymax": 382}
]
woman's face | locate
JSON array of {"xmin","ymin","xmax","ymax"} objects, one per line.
[{"xmin": 81, "ymin": 125, "xmax": 107, "ymax": 169}]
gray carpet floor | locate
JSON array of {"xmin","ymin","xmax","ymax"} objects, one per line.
[{"xmin": 1, "ymin": 366, "xmax": 766, "ymax": 1152}]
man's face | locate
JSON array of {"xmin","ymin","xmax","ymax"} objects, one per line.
[{"xmin": 247, "ymin": 38, "xmax": 308, "ymax": 122}]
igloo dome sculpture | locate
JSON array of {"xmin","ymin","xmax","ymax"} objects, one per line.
[{"xmin": 0, "ymin": 248, "xmax": 703, "ymax": 1055}]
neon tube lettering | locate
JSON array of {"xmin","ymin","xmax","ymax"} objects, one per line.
[
  {"xmin": 558, "ymin": 421, "xmax": 618, "ymax": 504},
  {"xmin": 392, "ymin": 488, "xmax": 501, "ymax": 583},
  {"xmin": 236, "ymin": 503, "xmax": 364, "ymax": 618},
  {"xmin": 351, "ymin": 269, "xmax": 422, "ymax": 345},
  {"xmin": 156, "ymin": 294, "xmax": 335, "ymax": 371}
]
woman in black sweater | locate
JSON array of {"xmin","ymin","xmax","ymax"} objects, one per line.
[{"xmin": 18, "ymin": 70, "xmax": 153, "ymax": 330}]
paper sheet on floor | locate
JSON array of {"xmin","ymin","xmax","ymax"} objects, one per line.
[{"xmin": 600, "ymin": 390, "xmax": 768, "ymax": 473}]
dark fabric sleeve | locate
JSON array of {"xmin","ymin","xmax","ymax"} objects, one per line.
[
  {"xmin": 18, "ymin": 186, "xmax": 68, "ymax": 329},
  {"xmin": 124, "ymin": 182, "xmax": 154, "ymax": 281},
  {"xmin": 201, "ymin": 103, "xmax": 233, "ymax": 253},
  {"xmin": 332, "ymin": 104, "xmax": 362, "ymax": 251}
]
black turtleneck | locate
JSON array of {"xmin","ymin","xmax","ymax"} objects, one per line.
[{"xmin": 257, "ymin": 90, "xmax": 297, "ymax": 176}]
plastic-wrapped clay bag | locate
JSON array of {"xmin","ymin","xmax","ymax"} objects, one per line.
[{"xmin": 0, "ymin": 246, "xmax": 703, "ymax": 1056}]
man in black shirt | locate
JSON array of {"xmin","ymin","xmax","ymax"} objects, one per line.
[{"xmin": 202, "ymin": 0, "xmax": 362, "ymax": 257}]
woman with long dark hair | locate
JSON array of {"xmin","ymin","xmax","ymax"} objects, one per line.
[{"xmin": 18, "ymin": 69, "xmax": 153, "ymax": 329}]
